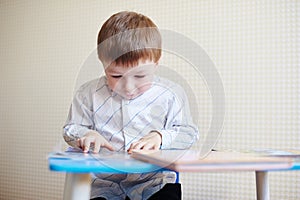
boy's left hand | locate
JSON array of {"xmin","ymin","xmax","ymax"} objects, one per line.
[{"xmin": 127, "ymin": 131, "xmax": 162, "ymax": 153}]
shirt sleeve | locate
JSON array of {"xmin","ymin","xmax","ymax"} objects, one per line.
[
  {"xmin": 62, "ymin": 83, "xmax": 95, "ymax": 148},
  {"xmin": 159, "ymin": 85, "xmax": 199, "ymax": 149}
]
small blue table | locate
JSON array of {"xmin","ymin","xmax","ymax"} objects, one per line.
[
  {"xmin": 49, "ymin": 150, "xmax": 299, "ymax": 200},
  {"xmin": 48, "ymin": 150, "xmax": 168, "ymax": 200}
]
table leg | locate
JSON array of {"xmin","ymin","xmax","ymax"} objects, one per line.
[
  {"xmin": 63, "ymin": 173, "xmax": 91, "ymax": 200},
  {"xmin": 255, "ymin": 171, "xmax": 269, "ymax": 200}
]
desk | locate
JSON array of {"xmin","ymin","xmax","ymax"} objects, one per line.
[
  {"xmin": 48, "ymin": 150, "xmax": 299, "ymax": 200},
  {"xmin": 48, "ymin": 150, "xmax": 164, "ymax": 200},
  {"xmin": 131, "ymin": 150, "xmax": 298, "ymax": 200}
]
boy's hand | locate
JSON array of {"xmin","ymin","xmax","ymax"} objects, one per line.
[
  {"xmin": 77, "ymin": 131, "xmax": 114, "ymax": 153},
  {"xmin": 127, "ymin": 131, "xmax": 162, "ymax": 153}
]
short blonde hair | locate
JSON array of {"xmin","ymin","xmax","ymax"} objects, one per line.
[{"xmin": 97, "ymin": 11, "xmax": 161, "ymax": 67}]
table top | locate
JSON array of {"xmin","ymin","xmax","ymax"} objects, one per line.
[
  {"xmin": 48, "ymin": 149, "xmax": 300, "ymax": 174},
  {"xmin": 48, "ymin": 150, "xmax": 164, "ymax": 174},
  {"xmin": 131, "ymin": 149, "xmax": 298, "ymax": 172}
]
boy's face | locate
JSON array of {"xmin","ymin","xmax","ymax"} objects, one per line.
[{"xmin": 105, "ymin": 60, "xmax": 158, "ymax": 100}]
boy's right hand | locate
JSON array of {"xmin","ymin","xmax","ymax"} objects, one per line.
[{"xmin": 77, "ymin": 131, "xmax": 114, "ymax": 153}]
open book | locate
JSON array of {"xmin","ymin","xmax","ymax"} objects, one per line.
[{"xmin": 131, "ymin": 149, "xmax": 293, "ymax": 172}]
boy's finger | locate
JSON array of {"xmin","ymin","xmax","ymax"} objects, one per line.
[
  {"xmin": 132, "ymin": 141, "xmax": 146, "ymax": 150},
  {"xmin": 127, "ymin": 144, "xmax": 134, "ymax": 153},
  {"xmin": 129, "ymin": 141, "xmax": 137, "ymax": 147},
  {"xmin": 77, "ymin": 138, "xmax": 82, "ymax": 148},
  {"xmin": 153, "ymin": 143, "xmax": 160, "ymax": 150},
  {"xmin": 91, "ymin": 140, "xmax": 114, "ymax": 153},
  {"xmin": 143, "ymin": 143, "xmax": 154, "ymax": 150},
  {"xmin": 93, "ymin": 138, "xmax": 101, "ymax": 153},
  {"xmin": 103, "ymin": 141, "xmax": 114, "ymax": 151},
  {"xmin": 83, "ymin": 138, "xmax": 92, "ymax": 153}
]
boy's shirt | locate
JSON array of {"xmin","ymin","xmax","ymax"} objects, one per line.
[{"xmin": 63, "ymin": 75, "xmax": 199, "ymax": 199}]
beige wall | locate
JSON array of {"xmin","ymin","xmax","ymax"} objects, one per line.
[{"xmin": 0, "ymin": 1, "xmax": 299, "ymax": 199}]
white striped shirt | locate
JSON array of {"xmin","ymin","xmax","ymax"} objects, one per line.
[{"xmin": 63, "ymin": 76, "xmax": 199, "ymax": 200}]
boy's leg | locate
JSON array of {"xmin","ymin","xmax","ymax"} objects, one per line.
[
  {"xmin": 90, "ymin": 184, "xmax": 181, "ymax": 200},
  {"xmin": 148, "ymin": 183, "xmax": 181, "ymax": 200},
  {"xmin": 91, "ymin": 197, "xmax": 131, "ymax": 200}
]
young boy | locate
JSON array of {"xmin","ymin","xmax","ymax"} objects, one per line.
[{"xmin": 63, "ymin": 11, "xmax": 199, "ymax": 200}]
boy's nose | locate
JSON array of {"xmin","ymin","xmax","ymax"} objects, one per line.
[{"xmin": 124, "ymin": 80, "xmax": 135, "ymax": 94}]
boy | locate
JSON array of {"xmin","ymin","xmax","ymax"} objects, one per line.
[{"xmin": 63, "ymin": 11, "xmax": 199, "ymax": 200}]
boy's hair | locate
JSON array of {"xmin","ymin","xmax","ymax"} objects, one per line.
[{"xmin": 97, "ymin": 11, "xmax": 161, "ymax": 67}]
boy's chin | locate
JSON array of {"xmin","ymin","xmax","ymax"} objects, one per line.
[
  {"xmin": 121, "ymin": 93, "xmax": 142, "ymax": 100},
  {"xmin": 123, "ymin": 94, "xmax": 138, "ymax": 100}
]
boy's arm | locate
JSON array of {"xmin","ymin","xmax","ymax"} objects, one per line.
[
  {"xmin": 63, "ymin": 87, "xmax": 94, "ymax": 148},
  {"xmin": 159, "ymin": 88, "xmax": 199, "ymax": 149},
  {"xmin": 128, "ymin": 86, "xmax": 199, "ymax": 152},
  {"xmin": 62, "ymin": 84, "xmax": 114, "ymax": 153}
]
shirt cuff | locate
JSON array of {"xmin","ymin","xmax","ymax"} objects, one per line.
[{"xmin": 158, "ymin": 130, "xmax": 173, "ymax": 149}]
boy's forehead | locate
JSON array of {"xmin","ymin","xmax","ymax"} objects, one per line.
[{"xmin": 105, "ymin": 61, "xmax": 156, "ymax": 72}]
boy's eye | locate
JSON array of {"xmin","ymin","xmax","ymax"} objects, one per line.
[
  {"xmin": 111, "ymin": 75, "xmax": 122, "ymax": 78},
  {"xmin": 135, "ymin": 75, "xmax": 146, "ymax": 78}
]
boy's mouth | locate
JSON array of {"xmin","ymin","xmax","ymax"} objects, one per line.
[{"xmin": 124, "ymin": 92, "xmax": 137, "ymax": 100}]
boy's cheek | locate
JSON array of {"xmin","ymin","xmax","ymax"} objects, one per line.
[
  {"xmin": 107, "ymin": 79, "xmax": 153, "ymax": 99},
  {"xmin": 107, "ymin": 79, "xmax": 117, "ymax": 91},
  {"xmin": 138, "ymin": 83, "xmax": 152, "ymax": 93}
]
